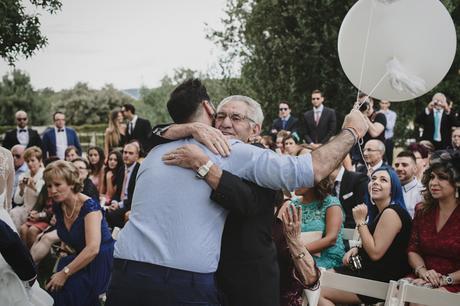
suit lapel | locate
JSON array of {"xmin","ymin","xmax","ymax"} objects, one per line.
[{"xmin": 339, "ymin": 170, "xmax": 351, "ymax": 200}]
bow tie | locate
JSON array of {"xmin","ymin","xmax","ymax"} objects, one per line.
[
  {"xmin": 57, "ymin": 129, "xmax": 64, "ymax": 132},
  {"xmin": 19, "ymin": 129, "xmax": 27, "ymax": 133}
]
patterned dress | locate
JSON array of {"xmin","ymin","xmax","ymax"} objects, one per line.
[{"xmin": 291, "ymin": 195, "xmax": 345, "ymax": 269}]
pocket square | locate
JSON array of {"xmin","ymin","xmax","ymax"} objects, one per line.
[{"xmin": 343, "ymin": 192, "xmax": 353, "ymax": 200}]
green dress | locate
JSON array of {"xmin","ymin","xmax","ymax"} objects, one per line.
[{"xmin": 291, "ymin": 195, "xmax": 345, "ymax": 269}]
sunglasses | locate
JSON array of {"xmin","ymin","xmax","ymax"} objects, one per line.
[
  {"xmin": 312, "ymin": 98, "xmax": 321, "ymax": 101},
  {"xmin": 16, "ymin": 118, "xmax": 27, "ymax": 121},
  {"xmin": 279, "ymin": 108, "xmax": 288, "ymax": 111}
]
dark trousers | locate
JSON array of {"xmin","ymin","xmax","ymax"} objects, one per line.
[
  {"xmin": 384, "ymin": 137, "xmax": 394, "ymax": 166},
  {"xmin": 105, "ymin": 259, "xmax": 221, "ymax": 306}
]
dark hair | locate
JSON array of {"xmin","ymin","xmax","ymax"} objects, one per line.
[
  {"xmin": 167, "ymin": 78, "xmax": 210, "ymax": 123},
  {"xmin": 122, "ymin": 103, "xmax": 135, "ymax": 114},
  {"xmin": 64, "ymin": 145, "xmax": 79, "ymax": 160},
  {"xmin": 314, "ymin": 176, "xmax": 334, "ymax": 202},
  {"xmin": 312, "ymin": 89, "xmax": 323, "ymax": 97},
  {"xmin": 87, "ymin": 146, "xmax": 105, "ymax": 174},
  {"xmin": 71, "ymin": 157, "xmax": 91, "ymax": 179},
  {"xmin": 420, "ymin": 162, "xmax": 456, "ymax": 215},
  {"xmin": 279, "ymin": 101, "xmax": 290, "ymax": 108},
  {"xmin": 396, "ymin": 150, "xmax": 416, "ymax": 163},
  {"xmin": 53, "ymin": 111, "xmax": 65, "ymax": 121},
  {"xmin": 408, "ymin": 142, "xmax": 429, "ymax": 159},
  {"xmin": 104, "ymin": 150, "xmax": 123, "ymax": 187}
]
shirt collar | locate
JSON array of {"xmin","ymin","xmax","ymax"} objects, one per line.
[
  {"xmin": 335, "ymin": 166, "xmax": 345, "ymax": 183},
  {"xmin": 313, "ymin": 104, "xmax": 324, "ymax": 112},
  {"xmin": 403, "ymin": 177, "xmax": 419, "ymax": 192},
  {"xmin": 281, "ymin": 115, "xmax": 291, "ymax": 121},
  {"xmin": 54, "ymin": 126, "xmax": 66, "ymax": 132},
  {"xmin": 371, "ymin": 160, "xmax": 383, "ymax": 172},
  {"xmin": 126, "ymin": 162, "xmax": 137, "ymax": 173},
  {"xmin": 130, "ymin": 115, "xmax": 139, "ymax": 125},
  {"xmin": 17, "ymin": 126, "xmax": 28, "ymax": 131}
]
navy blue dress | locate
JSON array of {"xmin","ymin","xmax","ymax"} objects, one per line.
[{"xmin": 51, "ymin": 198, "xmax": 114, "ymax": 306}]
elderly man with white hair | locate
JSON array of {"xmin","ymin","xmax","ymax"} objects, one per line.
[
  {"xmin": 357, "ymin": 139, "xmax": 386, "ymax": 176},
  {"xmin": 415, "ymin": 92, "xmax": 456, "ymax": 150}
]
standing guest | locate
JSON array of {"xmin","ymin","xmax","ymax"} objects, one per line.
[
  {"xmin": 72, "ymin": 158, "xmax": 99, "ymax": 201},
  {"xmin": 121, "ymin": 103, "xmax": 152, "ymax": 155},
  {"xmin": 106, "ymin": 142, "xmax": 140, "ymax": 228},
  {"xmin": 87, "ymin": 146, "xmax": 105, "ymax": 193},
  {"xmin": 100, "ymin": 151, "xmax": 124, "ymax": 206},
  {"xmin": 378, "ymin": 100, "xmax": 397, "ymax": 165},
  {"xmin": 329, "ymin": 163, "xmax": 368, "ymax": 228},
  {"xmin": 64, "ymin": 146, "xmax": 79, "ymax": 162},
  {"xmin": 395, "ymin": 151, "xmax": 423, "ymax": 218},
  {"xmin": 42, "ymin": 112, "xmax": 82, "ymax": 160},
  {"xmin": 405, "ymin": 151, "xmax": 460, "ymax": 294},
  {"xmin": 43, "ymin": 160, "xmax": 114, "ymax": 306},
  {"xmin": 11, "ymin": 146, "xmax": 44, "ymax": 230},
  {"xmin": 415, "ymin": 93, "xmax": 456, "ymax": 150},
  {"xmin": 11, "ymin": 145, "xmax": 28, "ymax": 203},
  {"xmin": 319, "ymin": 166, "xmax": 412, "ymax": 306},
  {"xmin": 303, "ymin": 90, "xmax": 337, "ymax": 148},
  {"xmin": 104, "ymin": 109, "xmax": 127, "ymax": 158},
  {"xmin": 2, "ymin": 110, "xmax": 42, "ymax": 150},
  {"xmin": 408, "ymin": 143, "xmax": 430, "ymax": 181},
  {"xmin": 290, "ymin": 176, "xmax": 345, "ymax": 269},
  {"xmin": 270, "ymin": 101, "xmax": 300, "ymax": 141},
  {"xmin": 351, "ymin": 94, "xmax": 387, "ymax": 166},
  {"xmin": 450, "ymin": 127, "xmax": 460, "ymax": 150}
]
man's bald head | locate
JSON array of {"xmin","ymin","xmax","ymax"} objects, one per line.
[
  {"xmin": 15, "ymin": 110, "xmax": 28, "ymax": 128},
  {"xmin": 11, "ymin": 145, "xmax": 26, "ymax": 169}
]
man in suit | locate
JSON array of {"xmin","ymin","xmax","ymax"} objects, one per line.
[
  {"xmin": 270, "ymin": 101, "xmax": 300, "ymax": 141},
  {"xmin": 121, "ymin": 103, "xmax": 152, "ymax": 155},
  {"xmin": 356, "ymin": 139, "xmax": 386, "ymax": 176},
  {"xmin": 303, "ymin": 89, "xmax": 336, "ymax": 148},
  {"xmin": 106, "ymin": 141, "xmax": 140, "ymax": 229},
  {"xmin": 41, "ymin": 112, "xmax": 82, "ymax": 160},
  {"xmin": 415, "ymin": 92, "xmax": 456, "ymax": 150},
  {"xmin": 330, "ymin": 163, "xmax": 368, "ymax": 228},
  {"xmin": 2, "ymin": 111, "xmax": 42, "ymax": 150}
]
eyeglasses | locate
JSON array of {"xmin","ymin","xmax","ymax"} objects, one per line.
[
  {"xmin": 215, "ymin": 112, "xmax": 256, "ymax": 124},
  {"xmin": 363, "ymin": 148, "xmax": 381, "ymax": 153},
  {"xmin": 16, "ymin": 118, "xmax": 27, "ymax": 121},
  {"xmin": 13, "ymin": 154, "xmax": 21, "ymax": 159},
  {"xmin": 279, "ymin": 108, "xmax": 288, "ymax": 111}
]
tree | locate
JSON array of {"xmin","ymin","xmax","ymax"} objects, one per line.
[
  {"xmin": 0, "ymin": 0, "xmax": 62, "ymax": 65},
  {"xmin": 210, "ymin": 0, "xmax": 460, "ymax": 142},
  {"xmin": 0, "ymin": 69, "xmax": 48, "ymax": 125}
]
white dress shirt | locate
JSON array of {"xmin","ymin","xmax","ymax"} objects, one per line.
[
  {"xmin": 55, "ymin": 127, "xmax": 68, "ymax": 160},
  {"xmin": 402, "ymin": 177, "xmax": 423, "ymax": 218},
  {"xmin": 16, "ymin": 126, "xmax": 29, "ymax": 146}
]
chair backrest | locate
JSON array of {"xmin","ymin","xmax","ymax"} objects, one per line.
[
  {"xmin": 342, "ymin": 228, "xmax": 356, "ymax": 240},
  {"xmin": 397, "ymin": 282, "xmax": 460, "ymax": 306}
]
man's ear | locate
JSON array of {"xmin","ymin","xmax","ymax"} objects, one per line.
[{"xmin": 251, "ymin": 124, "xmax": 261, "ymax": 138}]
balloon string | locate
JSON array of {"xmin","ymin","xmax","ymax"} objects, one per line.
[{"xmin": 355, "ymin": 0, "xmax": 377, "ymax": 102}]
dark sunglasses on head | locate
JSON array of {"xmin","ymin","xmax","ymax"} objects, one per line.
[
  {"xmin": 16, "ymin": 118, "xmax": 27, "ymax": 121},
  {"xmin": 279, "ymin": 108, "xmax": 288, "ymax": 111}
]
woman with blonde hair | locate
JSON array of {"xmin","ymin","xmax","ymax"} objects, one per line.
[{"xmin": 104, "ymin": 109, "xmax": 127, "ymax": 158}]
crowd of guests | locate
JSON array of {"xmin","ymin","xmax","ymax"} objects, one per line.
[{"xmin": 0, "ymin": 86, "xmax": 459, "ymax": 306}]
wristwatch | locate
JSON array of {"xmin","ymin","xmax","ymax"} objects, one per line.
[
  {"xmin": 444, "ymin": 274, "xmax": 454, "ymax": 285},
  {"xmin": 196, "ymin": 160, "xmax": 214, "ymax": 179},
  {"xmin": 63, "ymin": 266, "xmax": 70, "ymax": 276}
]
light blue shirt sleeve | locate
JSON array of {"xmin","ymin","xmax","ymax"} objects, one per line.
[{"xmin": 221, "ymin": 141, "xmax": 314, "ymax": 191}]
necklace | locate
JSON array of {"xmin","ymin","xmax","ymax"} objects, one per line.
[{"xmin": 63, "ymin": 196, "xmax": 78, "ymax": 219}]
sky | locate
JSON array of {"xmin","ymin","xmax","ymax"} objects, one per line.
[{"xmin": 0, "ymin": 0, "xmax": 228, "ymax": 90}]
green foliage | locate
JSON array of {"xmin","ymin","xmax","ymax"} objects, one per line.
[
  {"xmin": 0, "ymin": 69, "xmax": 50, "ymax": 125},
  {"xmin": 210, "ymin": 0, "xmax": 460, "ymax": 143},
  {"xmin": 0, "ymin": 0, "xmax": 62, "ymax": 64}
]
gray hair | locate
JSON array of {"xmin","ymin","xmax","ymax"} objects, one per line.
[
  {"xmin": 366, "ymin": 139, "xmax": 386, "ymax": 155},
  {"xmin": 217, "ymin": 95, "xmax": 264, "ymax": 126}
]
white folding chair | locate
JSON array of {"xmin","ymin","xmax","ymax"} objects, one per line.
[{"xmin": 395, "ymin": 281, "xmax": 460, "ymax": 306}]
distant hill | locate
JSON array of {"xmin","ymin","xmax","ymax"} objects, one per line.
[{"xmin": 122, "ymin": 88, "xmax": 141, "ymax": 100}]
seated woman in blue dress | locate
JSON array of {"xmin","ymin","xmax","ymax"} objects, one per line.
[
  {"xmin": 43, "ymin": 160, "xmax": 114, "ymax": 306},
  {"xmin": 289, "ymin": 175, "xmax": 345, "ymax": 269}
]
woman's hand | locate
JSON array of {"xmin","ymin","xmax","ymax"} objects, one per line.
[
  {"xmin": 28, "ymin": 210, "xmax": 39, "ymax": 222},
  {"xmin": 352, "ymin": 204, "xmax": 368, "ymax": 224},
  {"xmin": 419, "ymin": 268, "xmax": 443, "ymax": 287},
  {"xmin": 343, "ymin": 247, "xmax": 359, "ymax": 265},
  {"xmin": 162, "ymin": 144, "xmax": 209, "ymax": 171},
  {"xmin": 281, "ymin": 204, "xmax": 302, "ymax": 242},
  {"xmin": 45, "ymin": 270, "xmax": 69, "ymax": 292}
]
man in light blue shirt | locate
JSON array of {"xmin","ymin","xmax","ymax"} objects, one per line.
[
  {"xmin": 378, "ymin": 100, "xmax": 397, "ymax": 165},
  {"xmin": 106, "ymin": 79, "xmax": 368, "ymax": 306}
]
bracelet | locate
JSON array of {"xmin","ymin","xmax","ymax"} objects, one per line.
[
  {"xmin": 356, "ymin": 221, "xmax": 367, "ymax": 229},
  {"xmin": 342, "ymin": 127, "xmax": 359, "ymax": 144},
  {"xmin": 414, "ymin": 264, "xmax": 426, "ymax": 276},
  {"xmin": 295, "ymin": 252, "xmax": 306, "ymax": 260}
]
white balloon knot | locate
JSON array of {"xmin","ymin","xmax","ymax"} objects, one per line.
[{"xmin": 386, "ymin": 58, "xmax": 426, "ymax": 97}]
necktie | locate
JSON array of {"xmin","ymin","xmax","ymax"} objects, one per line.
[
  {"xmin": 128, "ymin": 122, "xmax": 133, "ymax": 135},
  {"xmin": 433, "ymin": 110, "xmax": 441, "ymax": 142},
  {"xmin": 282, "ymin": 119, "xmax": 287, "ymax": 130},
  {"xmin": 121, "ymin": 167, "xmax": 129, "ymax": 201},
  {"xmin": 19, "ymin": 129, "xmax": 26, "ymax": 133},
  {"xmin": 314, "ymin": 111, "xmax": 321, "ymax": 126}
]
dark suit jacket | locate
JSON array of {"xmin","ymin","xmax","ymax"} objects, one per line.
[
  {"xmin": 211, "ymin": 170, "xmax": 280, "ymax": 306},
  {"xmin": 127, "ymin": 117, "xmax": 152, "ymax": 155},
  {"xmin": 415, "ymin": 110, "xmax": 456, "ymax": 150},
  {"xmin": 303, "ymin": 106, "xmax": 336, "ymax": 144},
  {"xmin": 271, "ymin": 116, "xmax": 300, "ymax": 137},
  {"xmin": 41, "ymin": 127, "xmax": 82, "ymax": 158},
  {"xmin": 107, "ymin": 162, "xmax": 140, "ymax": 228},
  {"xmin": 338, "ymin": 170, "xmax": 369, "ymax": 228},
  {"xmin": 2, "ymin": 128, "xmax": 43, "ymax": 150}
]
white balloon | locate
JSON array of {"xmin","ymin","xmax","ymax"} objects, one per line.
[{"xmin": 338, "ymin": 0, "xmax": 457, "ymax": 102}]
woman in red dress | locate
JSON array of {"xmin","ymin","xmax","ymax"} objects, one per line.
[{"xmin": 407, "ymin": 150, "xmax": 460, "ymax": 295}]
